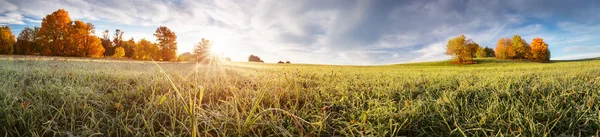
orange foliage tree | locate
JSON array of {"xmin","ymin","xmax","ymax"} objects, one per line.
[
  {"xmin": 495, "ymin": 38, "xmax": 514, "ymax": 59},
  {"xmin": 154, "ymin": 26, "xmax": 177, "ymax": 61},
  {"xmin": 39, "ymin": 9, "xmax": 72, "ymax": 56},
  {"xmin": 530, "ymin": 37, "xmax": 550, "ymax": 62},
  {"xmin": 0, "ymin": 26, "xmax": 16, "ymax": 54}
]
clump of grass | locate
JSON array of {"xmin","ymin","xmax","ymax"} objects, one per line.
[{"xmin": 0, "ymin": 58, "xmax": 600, "ymax": 136}]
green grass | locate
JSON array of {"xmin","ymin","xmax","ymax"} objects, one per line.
[{"xmin": 1, "ymin": 57, "xmax": 600, "ymax": 136}]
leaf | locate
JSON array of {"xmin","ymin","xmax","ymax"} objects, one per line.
[{"xmin": 22, "ymin": 100, "xmax": 31, "ymax": 108}]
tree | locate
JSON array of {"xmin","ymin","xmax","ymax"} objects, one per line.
[
  {"xmin": 495, "ymin": 38, "xmax": 514, "ymax": 59},
  {"xmin": 476, "ymin": 46, "xmax": 486, "ymax": 58},
  {"xmin": 68, "ymin": 20, "xmax": 90, "ymax": 56},
  {"xmin": 530, "ymin": 37, "xmax": 550, "ymax": 62},
  {"xmin": 0, "ymin": 26, "xmax": 16, "ymax": 54},
  {"xmin": 38, "ymin": 9, "xmax": 72, "ymax": 56},
  {"xmin": 225, "ymin": 57, "xmax": 232, "ymax": 62},
  {"xmin": 278, "ymin": 61, "xmax": 284, "ymax": 64},
  {"xmin": 512, "ymin": 35, "xmax": 531, "ymax": 60},
  {"xmin": 113, "ymin": 29, "xmax": 124, "ymax": 48},
  {"xmin": 15, "ymin": 27, "xmax": 35, "ymax": 55},
  {"xmin": 86, "ymin": 36, "xmax": 104, "ymax": 58},
  {"xmin": 113, "ymin": 47, "xmax": 125, "ymax": 58},
  {"xmin": 193, "ymin": 38, "xmax": 213, "ymax": 63},
  {"xmin": 154, "ymin": 26, "xmax": 177, "ymax": 61},
  {"xmin": 285, "ymin": 61, "xmax": 291, "ymax": 64},
  {"xmin": 483, "ymin": 46, "xmax": 495, "ymax": 57},
  {"xmin": 133, "ymin": 39, "xmax": 159, "ymax": 60},
  {"xmin": 445, "ymin": 35, "xmax": 478, "ymax": 64},
  {"xmin": 123, "ymin": 38, "xmax": 135, "ymax": 58},
  {"xmin": 248, "ymin": 55, "xmax": 264, "ymax": 63},
  {"xmin": 178, "ymin": 52, "xmax": 193, "ymax": 61},
  {"xmin": 101, "ymin": 30, "xmax": 114, "ymax": 56}
]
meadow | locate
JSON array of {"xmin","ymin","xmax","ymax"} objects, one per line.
[{"xmin": 1, "ymin": 56, "xmax": 600, "ymax": 136}]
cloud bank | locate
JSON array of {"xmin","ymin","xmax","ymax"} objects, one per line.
[{"xmin": 1, "ymin": 0, "xmax": 600, "ymax": 65}]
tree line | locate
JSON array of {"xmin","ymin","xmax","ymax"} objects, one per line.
[
  {"xmin": 446, "ymin": 34, "xmax": 550, "ymax": 64},
  {"xmin": 0, "ymin": 9, "xmax": 179, "ymax": 61}
]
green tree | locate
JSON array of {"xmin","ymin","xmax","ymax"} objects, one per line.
[
  {"xmin": 0, "ymin": 26, "xmax": 16, "ymax": 54},
  {"xmin": 483, "ymin": 46, "xmax": 495, "ymax": 57},
  {"xmin": 154, "ymin": 26, "xmax": 177, "ymax": 61}
]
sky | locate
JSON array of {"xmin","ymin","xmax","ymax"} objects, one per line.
[{"xmin": 1, "ymin": 0, "xmax": 600, "ymax": 65}]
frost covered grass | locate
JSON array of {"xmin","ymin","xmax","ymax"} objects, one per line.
[{"xmin": 1, "ymin": 57, "xmax": 600, "ymax": 136}]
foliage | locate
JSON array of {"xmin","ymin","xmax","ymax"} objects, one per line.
[
  {"xmin": 512, "ymin": 35, "xmax": 531, "ymax": 60},
  {"xmin": 278, "ymin": 61, "xmax": 284, "ymax": 64},
  {"xmin": 178, "ymin": 52, "xmax": 194, "ymax": 61},
  {"xmin": 123, "ymin": 38, "xmax": 135, "ymax": 58},
  {"xmin": 14, "ymin": 27, "xmax": 39, "ymax": 55},
  {"xmin": 154, "ymin": 26, "xmax": 177, "ymax": 61},
  {"xmin": 248, "ymin": 54, "xmax": 264, "ymax": 63},
  {"xmin": 133, "ymin": 39, "xmax": 159, "ymax": 60},
  {"xmin": 38, "ymin": 9, "xmax": 71, "ymax": 56},
  {"xmin": 113, "ymin": 47, "xmax": 125, "ymax": 58},
  {"xmin": 495, "ymin": 38, "xmax": 514, "ymax": 59},
  {"xmin": 445, "ymin": 35, "xmax": 478, "ymax": 64},
  {"xmin": 101, "ymin": 30, "xmax": 114, "ymax": 56},
  {"xmin": 484, "ymin": 46, "xmax": 495, "ymax": 57},
  {"xmin": 286, "ymin": 61, "xmax": 291, "ymax": 64},
  {"xmin": 530, "ymin": 37, "xmax": 550, "ymax": 62},
  {"xmin": 0, "ymin": 26, "xmax": 16, "ymax": 54}
]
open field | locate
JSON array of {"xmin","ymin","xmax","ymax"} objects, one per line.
[{"xmin": 1, "ymin": 57, "xmax": 600, "ymax": 136}]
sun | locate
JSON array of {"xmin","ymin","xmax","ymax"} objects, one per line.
[{"xmin": 210, "ymin": 44, "xmax": 226, "ymax": 55}]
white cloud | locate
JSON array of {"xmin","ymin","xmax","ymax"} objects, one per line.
[{"xmin": 2, "ymin": 0, "xmax": 600, "ymax": 64}]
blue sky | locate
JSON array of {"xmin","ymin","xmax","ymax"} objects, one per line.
[{"xmin": 1, "ymin": 0, "xmax": 600, "ymax": 65}]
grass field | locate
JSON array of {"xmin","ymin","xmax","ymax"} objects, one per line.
[{"xmin": 1, "ymin": 56, "xmax": 600, "ymax": 136}]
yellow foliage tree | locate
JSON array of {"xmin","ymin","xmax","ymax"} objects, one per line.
[
  {"xmin": 445, "ymin": 35, "xmax": 478, "ymax": 64},
  {"xmin": 113, "ymin": 47, "xmax": 125, "ymax": 58}
]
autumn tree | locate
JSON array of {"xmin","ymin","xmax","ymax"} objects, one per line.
[
  {"xmin": 154, "ymin": 26, "xmax": 177, "ymax": 61},
  {"xmin": 193, "ymin": 38, "xmax": 213, "ymax": 63},
  {"xmin": 123, "ymin": 38, "xmax": 135, "ymax": 58},
  {"xmin": 133, "ymin": 39, "xmax": 159, "ymax": 60},
  {"xmin": 495, "ymin": 38, "xmax": 514, "ymax": 59},
  {"xmin": 113, "ymin": 47, "xmax": 125, "ymax": 58},
  {"xmin": 476, "ymin": 46, "xmax": 486, "ymax": 58},
  {"xmin": 512, "ymin": 35, "xmax": 531, "ymax": 60},
  {"xmin": 101, "ymin": 30, "xmax": 114, "ymax": 56},
  {"xmin": 113, "ymin": 29, "xmax": 124, "ymax": 48},
  {"xmin": 445, "ymin": 35, "xmax": 478, "ymax": 64},
  {"xmin": 86, "ymin": 36, "xmax": 104, "ymax": 57},
  {"xmin": 530, "ymin": 37, "xmax": 550, "ymax": 62},
  {"xmin": 38, "ymin": 9, "xmax": 72, "ymax": 56},
  {"xmin": 14, "ymin": 27, "xmax": 39, "ymax": 55},
  {"xmin": 0, "ymin": 26, "xmax": 16, "ymax": 54}
]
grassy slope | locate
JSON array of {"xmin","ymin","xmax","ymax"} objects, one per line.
[{"xmin": 1, "ymin": 57, "xmax": 600, "ymax": 136}]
